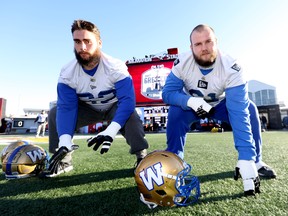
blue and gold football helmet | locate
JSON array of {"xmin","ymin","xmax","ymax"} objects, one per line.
[
  {"xmin": 1, "ymin": 141, "xmax": 49, "ymax": 179},
  {"xmin": 134, "ymin": 150, "xmax": 200, "ymax": 208},
  {"xmin": 1, "ymin": 140, "xmax": 29, "ymax": 163}
]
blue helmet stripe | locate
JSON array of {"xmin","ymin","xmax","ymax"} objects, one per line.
[{"xmin": 5, "ymin": 142, "xmax": 29, "ymax": 175}]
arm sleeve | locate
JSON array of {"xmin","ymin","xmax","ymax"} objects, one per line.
[
  {"xmin": 113, "ymin": 77, "xmax": 136, "ymax": 127},
  {"xmin": 162, "ymin": 72, "xmax": 191, "ymax": 110},
  {"xmin": 56, "ymin": 83, "xmax": 78, "ymax": 137},
  {"xmin": 225, "ymin": 83, "xmax": 256, "ymax": 161}
]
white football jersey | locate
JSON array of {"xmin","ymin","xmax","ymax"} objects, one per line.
[
  {"xmin": 58, "ymin": 52, "xmax": 130, "ymax": 111},
  {"xmin": 172, "ymin": 50, "xmax": 246, "ymax": 105},
  {"xmin": 36, "ymin": 113, "xmax": 48, "ymax": 123}
]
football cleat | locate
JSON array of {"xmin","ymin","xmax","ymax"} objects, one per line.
[
  {"xmin": 256, "ymin": 161, "xmax": 277, "ymax": 178},
  {"xmin": 258, "ymin": 166, "xmax": 277, "ymax": 178},
  {"xmin": 44, "ymin": 162, "xmax": 73, "ymax": 178},
  {"xmin": 39, "ymin": 145, "xmax": 77, "ymax": 178}
]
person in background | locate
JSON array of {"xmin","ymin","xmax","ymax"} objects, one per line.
[
  {"xmin": 5, "ymin": 119, "xmax": 12, "ymax": 134},
  {"xmin": 162, "ymin": 24, "xmax": 276, "ymax": 196},
  {"xmin": 45, "ymin": 19, "xmax": 149, "ymax": 177},
  {"xmin": 261, "ymin": 114, "xmax": 268, "ymax": 131},
  {"xmin": 34, "ymin": 110, "xmax": 48, "ymax": 137}
]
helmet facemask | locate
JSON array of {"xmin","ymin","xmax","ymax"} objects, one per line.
[{"xmin": 174, "ymin": 163, "xmax": 200, "ymax": 206}]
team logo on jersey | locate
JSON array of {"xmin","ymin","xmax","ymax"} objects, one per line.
[
  {"xmin": 173, "ymin": 58, "xmax": 180, "ymax": 66},
  {"xmin": 139, "ymin": 162, "xmax": 164, "ymax": 191},
  {"xmin": 90, "ymin": 85, "xmax": 96, "ymax": 90},
  {"xmin": 197, "ymin": 80, "xmax": 208, "ymax": 89},
  {"xmin": 231, "ymin": 63, "xmax": 241, "ymax": 71}
]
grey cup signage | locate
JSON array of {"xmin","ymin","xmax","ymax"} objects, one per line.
[{"xmin": 141, "ymin": 64, "xmax": 170, "ymax": 100}]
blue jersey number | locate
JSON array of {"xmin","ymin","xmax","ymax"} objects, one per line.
[
  {"xmin": 189, "ymin": 89, "xmax": 218, "ymax": 102},
  {"xmin": 78, "ymin": 89, "xmax": 116, "ymax": 104}
]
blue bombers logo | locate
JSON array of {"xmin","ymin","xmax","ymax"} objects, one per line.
[
  {"xmin": 139, "ymin": 162, "xmax": 164, "ymax": 190},
  {"xmin": 26, "ymin": 149, "xmax": 45, "ymax": 162}
]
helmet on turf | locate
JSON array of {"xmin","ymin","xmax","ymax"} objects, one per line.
[
  {"xmin": 2, "ymin": 143, "xmax": 49, "ymax": 179},
  {"xmin": 211, "ymin": 127, "xmax": 224, "ymax": 133},
  {"xmin": 1, "ymin": 140, "xmax": 29, "ymax": 163},
  {"xmin": 134, "ymin": 150, "xmax": 200, "ymax": 208}
]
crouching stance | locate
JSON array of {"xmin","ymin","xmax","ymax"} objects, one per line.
[
  {"xmin": 44, "ymin": 19, "xmax": 148, "ymax": 177},
  {"xmin": 162, "ymin": 24, "xmax": 276, "ymax": 195}
]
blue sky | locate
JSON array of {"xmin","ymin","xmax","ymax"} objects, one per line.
[{"xmin": 1, "ymin": 0, "xmax": 287, "ymax": 116}]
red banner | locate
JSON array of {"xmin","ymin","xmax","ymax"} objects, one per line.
[{"xmin": 127, "ymin": 57, "xmax": 176, "ymax": 107}]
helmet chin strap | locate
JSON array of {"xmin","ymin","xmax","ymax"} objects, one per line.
[{"xmin": 140, "ymin": 193, "xmax": 158, "ymax": 209}]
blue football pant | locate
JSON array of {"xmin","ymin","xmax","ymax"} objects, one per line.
[{"xmin": 166, "ymin": 99, "xmax": 262, "ymax": 162}]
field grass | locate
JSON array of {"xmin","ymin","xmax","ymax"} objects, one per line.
[{"xmin": 0, "ymin": 131, "xmax": 287, "ymax": 216}]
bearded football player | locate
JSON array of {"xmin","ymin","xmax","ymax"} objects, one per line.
[
  {"xmin": 162, "ymin": 24, "xmax": 276, "ymax": 196},
  {"xmin": 44, "ymin": 19, "xmax": 148, "ymax": 177}
]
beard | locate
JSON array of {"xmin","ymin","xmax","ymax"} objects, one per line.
[
  {"xmin": 74, "ymin": 49, "xmax": 101, "ymax": 68},
  {"xmin": 193, "ymin": 51, "xmax": 217, "ymax": 68}
]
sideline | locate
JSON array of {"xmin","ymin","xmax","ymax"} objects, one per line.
[{"xmin": 0, "ymin": 133, "xmax": 124, "ymax": 145}]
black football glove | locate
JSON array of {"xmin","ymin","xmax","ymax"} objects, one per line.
[
  {"xmin": 196, "ymin": 106, "xmax": 215, "ymax": 119},
  {"xmin": 48, "ymin": 145, "xmax": 79, "ymax": 174},
  {"xmin": 234, "ymin": 160, "xmax": 261, "ymax": 196},
  {"xmin": 87, "ymin": 135, "xmax": 113, "ymax": 154}
]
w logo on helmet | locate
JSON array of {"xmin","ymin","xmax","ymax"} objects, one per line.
[
  {"xmin": 26, "ymin": 149, "xmax": 45, "ymax": 163},
  {"xmin": 135, "ymin": 151, "xmax": 200, "ymax": 208},
  {"xmin": 2, "ymin": 143, "xmax": 48, "ymax": 179},
  {"xmin": 139, "ymin": 162, "xmax": 164, "ymax": 190}
]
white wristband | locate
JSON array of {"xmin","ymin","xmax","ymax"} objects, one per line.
[{"xmin": 103, "ymin": 121, "xmax": 121, "ymax": 139}]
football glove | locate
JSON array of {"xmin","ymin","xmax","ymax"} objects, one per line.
[
  {"xmin": 87, "ymin": 121, "xmax": 121, "ymax": 154},
  {"xmin": 187, "ymin": 97, "xmax": 215, "ymax": 119},
  {"xmin": 48, "ymin": 145, "xmax": 79, "ymax": 174},
  {"xmin": 87, "ymin": 135, "xmax": 113, "ymax": 154},
  {"xmin": 234, "ymin": 160, "xmax": 261, "ymax": 196}
]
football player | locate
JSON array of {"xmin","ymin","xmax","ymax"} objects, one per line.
[
  {"xmin": 46, "ymin": 19, "xmax": 149, "ymax": 177},
  {"xmin": 162, "ymin": 24, "xmax": 276, "ymax": 196}
]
